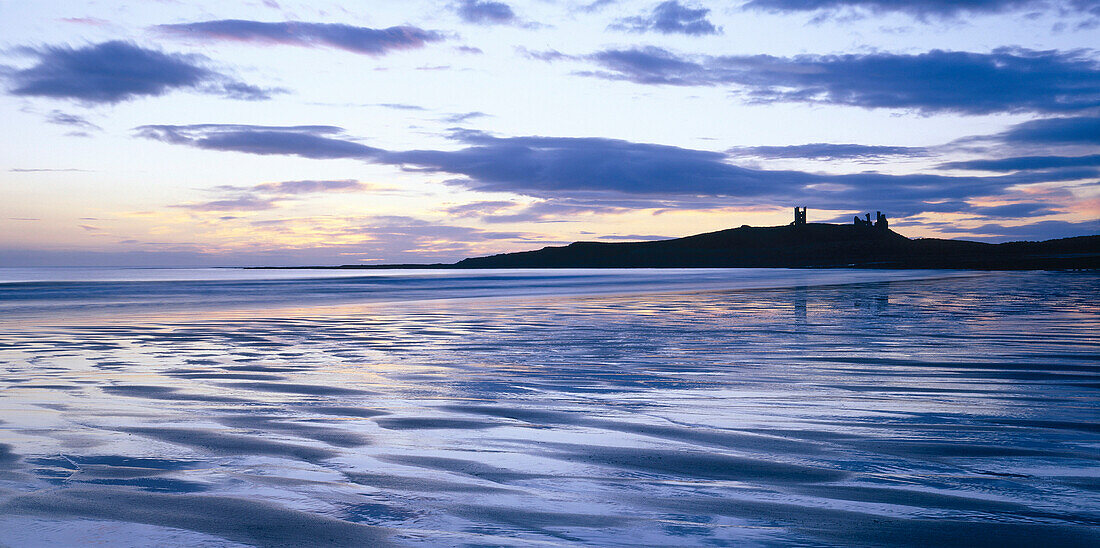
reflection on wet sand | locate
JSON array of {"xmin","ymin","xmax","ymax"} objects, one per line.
[{"xmin": 0, "ymin": 272, "xmax": 1098, "ymax": 546}]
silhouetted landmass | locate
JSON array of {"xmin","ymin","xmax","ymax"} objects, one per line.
[
  {"xmin": 453, "ymin": 224, "xmax": 1099, "ymax": 270},
  {"xmin": 256, "ymin": 223, "xmax": 1100, "ymax": 271}
]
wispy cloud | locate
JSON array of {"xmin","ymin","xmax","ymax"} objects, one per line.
[
  {"xmin": 173, "ymin": 195, "xmax": 281, "ymax": 212},
  {"xmin": 516, "ymin": 47, "xmax": 575, "ymax": 62},
  {"xmin": 173, "ymin": 179, "xmax": 376, "ymax": 211},
  {"xmin": 44, "ymin": 110, "xmax": 102, "ymax": 131},
  {"xmin": 10, "ymin": 167, "xmax": 91, "ymax": 172},
  {"xmin": 443, "ymin": 111, "xmax": 490, "ymax": 123}
]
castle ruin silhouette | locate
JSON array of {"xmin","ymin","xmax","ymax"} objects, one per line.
[
  {"xmin": 854, "ymin": 211, "xmax": 888, "ymax": 229},
  {"xmin": 791, "ymin": 207, "xmax": 888, "ymax": 229},
  {"xmin": 793, "ymin": 207, "xmax": 807, "ymax": 226}
]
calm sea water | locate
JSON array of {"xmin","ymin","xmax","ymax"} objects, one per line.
[{"xmin": 0, "ymin": 268, "xmax": 1097, "ymax": 546}]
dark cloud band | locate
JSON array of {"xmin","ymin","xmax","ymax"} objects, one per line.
[
  {"xmin": 743, "ymin": 0, "xmax": 1100, "ymax": 18},
  {"xmin": 6, "ymin": 41, "xmax": 275, "ymax": 104},
  {"xmin": 156, "ymin": 20, "xmax": 444, "ymax": 55},
  {"xmin": 135, "ymin": 123, "xmax": 1098, "ymax": 218},
  {"xmin": 940, "ymin": 154, "xmax": 1100, "ymax": 171},
  {"xmin": 135, "ymin": 125, "xmax": 381, "ymax": 159},
  {"xmin": 584, "ymin": 47, "xmax": 1100, "ymax": 114}
]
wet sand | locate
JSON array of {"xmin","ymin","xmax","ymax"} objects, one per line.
[{"xmin": 0, "ymin": 270, "xmax": 1098, "ymax": 546}]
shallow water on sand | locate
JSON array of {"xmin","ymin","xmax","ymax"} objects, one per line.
[{"xmin": 0, "ymin": 269, "xmax": 1098, "ymax": 546}]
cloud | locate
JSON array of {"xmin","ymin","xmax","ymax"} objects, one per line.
[
  {"xmin": 940, "ymin": 154, "xmax": 1100, "ymax": 171},
  {"xmin": 443, "ymin": 111, "xmax": 489, "ymax": 123},
  {"xmin": 134, "ymin": 124, "xmax": 381, "ymax": 159},
  {"xmin": 175, "ymin": 195, "xmax": 281, "ymax": 212},
  {"xmin": 969, "ymin": 202, "xmax": 1064, "ymax": 217},
  {"xmin": 388, "ymin": 133, "xmax": 1097, "ymax": 216},
  {"xmin": 742, "ymin": 0, "xmax": 1100, "ymax": 19},
  {"xmin": 456, "ymin": 0, "xmax": 519, "ymax": 25},
  {"xmin": 580, "ymin": 0, "xmax": 619, "ymax": 12},
  {"xmin": 994, "ymin": 116, "xmax": 1100, "ymax": 145},
  {"xmin": 474, "ymin": 199, "xmax": 638, "ymax": 223},
  {"xmin": 728, "ymin": 143, "xmax": 928, "ymax": 160},
  {"xmin": 0, "ymin": 213, "xmax": 545, "ymax": 266},
  {"xmin": 597, "ymin": 234, "xmax": 670, "ymax": 240},
  {"xmin": 10, "ymin": 167, "xmax": 90, "ymax": 172},
  {"xmin": 138, "ymin": 124, "xmax": 1098, "ymax": 218},
  {"xmin": 936, "ymin": 116, "xmax": 1100, "ymax": 172},
  {"xmin": 376, "ymin": 103, "xmax": 427, "ymax": 111},
  {"xmin": 516, "ymin": 47, "xmax": 575, "ymax": 62},
  {"xmin": 612, "ymin": 1, "xmax": 721, "ymax": 35},
  {"xmin": 583, "ymin": 47, "xmax": 1100, "ymax": 114},
  {"xmin": 342, "ymin": 215, "xmax": 526, "ymax": 241},
  {"xmin": 60, "ymin": 17, "xmax": 111, "ymax": 26},
  {"xmin": 156, "ymin": 20, "xmax": 444, "ymax": 56},
  {"xmin": 251, "ymin": 179, "xmax": 367, "ymax": 194},
  {"xmin": 5, "ymin": 41, "xmax": 277, "ymax": 104},
  {"xmin": 174, "ymin": 179, "xmax": 374, "ymax": 211},
  {"xmin": 964, "ymin": 219, "xmax": 1100, "ymax": 241},
  {"xmin": 443, "ymin": 200, "xmax": 519, "ymax": 218},
  {"xmin": 45, "ymin": 110, "xmax": 102, "ymax": 131}
]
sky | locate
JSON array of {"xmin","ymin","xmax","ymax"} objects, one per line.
[{"xmin": 1, "ymin": 0, "xmax": 1098, "ymax": 266}]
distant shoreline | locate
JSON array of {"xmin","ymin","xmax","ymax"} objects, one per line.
[{"xmin": 246, "ymin": 223, "xmax": 1100, "ymax": 272}]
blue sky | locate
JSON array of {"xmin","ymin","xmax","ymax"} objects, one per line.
[{"xmin": 1, "ymin": 0, "xmax": 1098, "ymax": 266}]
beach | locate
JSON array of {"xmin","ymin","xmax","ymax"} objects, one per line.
[{"xmin": 0, "ymin": 268, "xmax": 1098, "ymax": 546}]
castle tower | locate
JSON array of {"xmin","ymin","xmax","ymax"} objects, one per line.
[{"xmin": 793, "ymin": 207, "xmax": 807, "ymax": 226}]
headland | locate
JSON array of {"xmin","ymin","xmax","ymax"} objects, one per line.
[{"xmin": 257, "ymin": 208, "xmax": 1100, "ymax": 271}]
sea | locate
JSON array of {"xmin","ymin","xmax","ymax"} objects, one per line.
[{"xmin": 0, "ymin": 267, "xmax": 1097, "ymax": 546}]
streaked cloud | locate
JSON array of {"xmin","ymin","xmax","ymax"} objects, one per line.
[
  {"xmin": 174, "ymin": 179, "xmax": 375, "ymax": 211},
  {"xmin": 135, "ymin": 124, "xmax": 381, "ymax": 159},
  {"xmin": 728, "ymin": 143, "xmax": 928, "ymax": 160},
  {"xmin": 250, "ymin": 179, "xmax": 368, "ymax": 194},
  {"xmin": 156, "ymin": 20, "xmax": 445, "ymax": 56},
  {"xmin": 5, "ymin": 41, "xmax": 277, "ymax": 104},
  {"xmin": 10, "ymin": 167, "xmax": 91, "ymax": 172},
  {"xmin": 174, "ymin": 195, "xmax": 281, "ymax": 212},
  {"xmin": 443, "ymin": 111, "xmax": 490, "ymax": 123}
]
